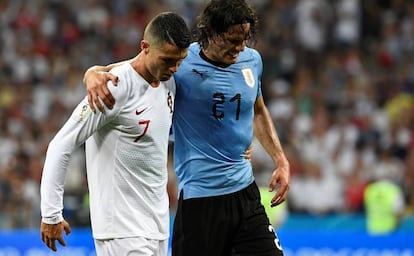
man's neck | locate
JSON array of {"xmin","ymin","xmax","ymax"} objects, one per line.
[{"xmin": 199, "ymin": 49, "xmax": 230, "ymax": 68}]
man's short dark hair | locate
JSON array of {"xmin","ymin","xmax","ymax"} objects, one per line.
[
  {"xmin": 145, "ymin": 12, "xmax": 191, "ymax": 49},
  {"xmin": 195, "ymin": 0, "xmax": 258, "ymax": 49}
]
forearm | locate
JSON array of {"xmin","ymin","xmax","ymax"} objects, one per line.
[
  {"xmin": 254, "ymin": 106, "xmax": 288, "ymax": 168},
  {"xmin": 83, "ymin": 60, "xmax": 130, "ymax": 83},
  {"xmin": 41, "ymin": 136, "xmax": 73, "ymax": 224},
  {"xmin": 91, "ymin": 62, "xmax": 126, "ymax": 72},
  {"xmin": 41, "ymin": 111, "xmax": 96, "ymax": 223}
]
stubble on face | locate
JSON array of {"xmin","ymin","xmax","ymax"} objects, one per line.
[
  {"xmin": 148, "ymin": 43, "xmax": 188, "ymax": 83},
  {"xmin": 205, "ymin": 23, "xmax": 251, "ymax": 65}
]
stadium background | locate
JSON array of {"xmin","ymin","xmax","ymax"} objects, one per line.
[{"xmin": 0, "ymin": 0, "xmax": 413, "ymax": 255}]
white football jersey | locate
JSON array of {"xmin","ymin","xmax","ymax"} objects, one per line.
[{"xmin": 41, "ymin": 63, "xmax": 175, "ymax": 240}]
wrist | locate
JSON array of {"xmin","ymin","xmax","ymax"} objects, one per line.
[{"xmin": 42, "ymin": 215, "xmax": 63, "ymax": 225}]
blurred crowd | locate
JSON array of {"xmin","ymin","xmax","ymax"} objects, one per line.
[{"xmin": 0, "ymin": 0, "xmax": 413, "ymax": 229}]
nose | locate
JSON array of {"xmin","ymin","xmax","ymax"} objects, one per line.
[
  {"xmin": 169, "ymin": 62, "xmax": 180, "ymax": 73},
  {"xmin": 235, "ymin": 41, "xmax": 246, "ymax": 52}
]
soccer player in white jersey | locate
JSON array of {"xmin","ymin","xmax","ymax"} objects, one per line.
[{"xmin": 40, "ymin": 12, "xmax": 190, "ymax": 255}]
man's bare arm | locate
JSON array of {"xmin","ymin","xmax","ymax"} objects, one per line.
[{"xmin": 253, "ymin": 96, "xmax": 290, "ymax": 207}]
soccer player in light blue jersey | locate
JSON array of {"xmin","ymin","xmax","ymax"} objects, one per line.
[
  {"xmin": 84, "ymin": 1, "xmax": 290, "ymax": 255},
  {"xmin": 173, "ymin": 39, "xmax": 260, "ymax": 198}
]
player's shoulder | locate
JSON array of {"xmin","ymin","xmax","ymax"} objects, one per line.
[
  {"xmin": 238, "ymin": 47, "xmax": 263, "ymax": 71},
  {"xmin": 240, "ymin": 47, "xmax": 262, "ymax": 61},
  {"xmin": 185, "ymin": 43, "xmax": 202, "ymax": 62},
  {"xmin": 110, "ymin": 62, "xmax": 131, "ymax": 77},
  {"xmin": 106, "ymin": 63, "xmax": 136, "ymax": 101},
  {"xmin": 110, "ymin": 63, "xmax": 140, "ymax": 89},
  {"xmin": 188, "ymin": 42, "xmax": 201, "ymax": 53}
]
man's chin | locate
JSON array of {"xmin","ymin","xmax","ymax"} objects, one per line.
[
  {"xmin": 225, "ymin": 55, "xmax": 238, "ymax": 64},
  {"xmin": 160, "ymin": 75, "xmax": 172, "ymax": 81}
]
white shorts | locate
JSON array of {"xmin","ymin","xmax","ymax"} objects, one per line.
[{"xmin": 94, "ymin": 237, "xmax": 168, "ymax": 256}]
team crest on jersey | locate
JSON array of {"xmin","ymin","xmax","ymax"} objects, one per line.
[
  {"xmin": 241, "ymin": 68, "xmax": 255, "ymax": 88},
  {"xmin": 72, "ymin": 102, "xmax": 92, "ymax": 122}
]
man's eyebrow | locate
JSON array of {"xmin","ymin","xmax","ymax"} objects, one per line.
[{"xmin": 162, "ymin": 55, "xmax": 186, "ymax": 61}]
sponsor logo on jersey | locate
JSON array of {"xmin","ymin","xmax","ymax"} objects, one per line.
[
  {"xmin": 241, "ymin": 68, "xmax": 255, "ymax": 88},
  {"xmin": 192, "ymin": 68, "xmax": 208, "ymax": 78},
  {"xmin": 136, "ymin": 108, "xmax": 146, "ymax": 115}
]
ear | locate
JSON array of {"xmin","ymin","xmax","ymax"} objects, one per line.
[{"xmin": 141, "ymin": 40, "xmax": 150, "ymax": 53}]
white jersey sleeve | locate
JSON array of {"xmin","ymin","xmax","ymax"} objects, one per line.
[{"xmin": 40, "ymin": 82, "xmax": 121, "ymax": 224}]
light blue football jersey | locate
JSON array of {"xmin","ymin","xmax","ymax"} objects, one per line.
[{"xmin": 173, "ymin": 42, "xmax": 262, "ymax": 199}]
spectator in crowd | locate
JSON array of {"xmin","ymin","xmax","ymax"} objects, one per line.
[{"xmin": 364, "ymin": 156, "xmax": 406, "ymax": 235}]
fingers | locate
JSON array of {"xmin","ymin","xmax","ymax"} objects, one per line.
[
  {"xmin": 94, "ymin": 91, "xmax": 106, "ymax": 113},
  {"xmin": 100, "ymin": 85, "xmax": 115, "ymax": 110},
  {"xmin": 87, "ymin": 85, "xmax": 104, "ymax": 113},
  {"xmin": 244, "ymin": 149, "xmax": 252, "ymax": 160},
  {"xmin": 108, "ymin": 73, "xmax": 118, "ymax": 86},
  {"xmin": 243, "ymin": 145, "xmax": 253, "ymax": 160},
  {"xmin": 56, "ymin": 221, "xmax": 71, "ymax": 247},
  {"xmin": 85, "ymin": 70, "xmax": 117, "ymax": 113},
  {"xmin": 49, "ymin": 238, "xmax": 58, "ymax": 252},
  {"xmin": 270, "ymin": 183, "xmax": 289, "ymax": 207},
  {"xmin": 41, "ymin": 231, "xmax": 59, "ymax": 251},
  {"xmin": 269, "ymin": 167, "xmax": 290, "ymax": 207},
  {"xmin": 87, "ymin": 91, "xmax": 96, "ymax": 113},
  {"xmin": 63, "ymin": 220, "xmax": 72, "ymax": 235},
  {"xmin": 41, "ymin": 233, "xmax": 56, "ymax": 251},
  {"xmin": 57, "ymin": 236, "xmax": 66, "ymax": 247},
  {"xmin": 40, "ymin": 221, "xmax": 69, "ymax": 252},
  {"xmin": 98, "ymin": 73, "xmax": 117, "ymax": 110}
]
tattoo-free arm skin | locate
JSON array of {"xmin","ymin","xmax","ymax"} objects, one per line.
[{"xmin": 253, "ymin": 96, "xmax": 290, "ymax": 206}]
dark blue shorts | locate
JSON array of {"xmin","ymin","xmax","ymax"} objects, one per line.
[{"xmin": 172, "ymin": 181, "xmax": 284, "ymax": 256}]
